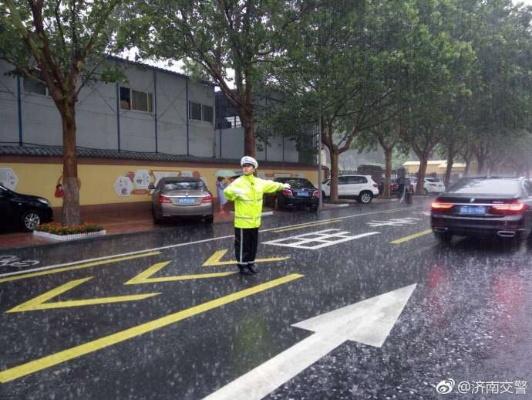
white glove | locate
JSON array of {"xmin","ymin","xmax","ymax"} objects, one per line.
[
  {"xmin": 282, "ymin": 183, "xmax": 291, "ymax": 189},
  {"xmin": 233, "ymin": 189, "xmax": 244, "ymax": 195}
]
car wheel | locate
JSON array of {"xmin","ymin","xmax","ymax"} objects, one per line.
[
  {"xmin": 358, "ymin": 191, "xmax": 373, "ymax": 204},
  {"xmin": 434, "ymin": 232, "xmax": 452, "ymax": 243},
  {"xmin": 311, "ymin": 206, "xmax": 319, "ymax": 212},
  {"xmin": 321, "ymin": 191, "xmax": 328, "ymax": 201},
  {"xmin": 204, "ymin": 215, "xmax": 214, "ymax": 224},
  {"xmin": 21, "ymin": 210, "xmax": 42, "ymax": 232},
  {"xmin": 423, "ymin": 188, "xmax": 429, "ymax": 196},
  {"xmin": 152, "ymin": 208, "xmax": 162, "ymax": 224}
]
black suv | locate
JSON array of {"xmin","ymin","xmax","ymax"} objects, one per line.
[
  {"xmin": 0, "ymin": 184, "xmax": 53, "ymax": 232},
  {"xmin": 431, "ymin": 177, "xmax": 532, "ymax": 242}
]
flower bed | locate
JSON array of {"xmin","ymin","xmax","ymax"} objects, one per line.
[{"xmin": 33, "ymin": 222, "xmax": 106, "ymax": 242}]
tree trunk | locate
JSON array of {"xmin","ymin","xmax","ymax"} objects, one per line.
[
  {"xmin": 383, "ymin": 147, "xmax": 393, "ymax": 199},
  {"xmin": 444, "ymin": 154, "xmax": 454, "ymax": 189},
  {"xmin": 416, "ymin": 156, "xmax": 428, "ymax": 195},
  {"xmin": 61, "ymin": 106, "xmax": 81, "ymax": 226},
  {"xmin": 242, "ymin": 114, "xmax": 256, "ymax": 157},
  {"xmin": 238, "ymin": 97, "xmax": 257, "ymax": 157},
  {"xmin": 329, "ymin": 149, "xmax": 340, "ymax": 201},
  {"xmin": 476, "ymin": 158, "xmax": 485, "ymax": 174}
]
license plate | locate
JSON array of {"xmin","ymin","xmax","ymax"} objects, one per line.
[
  {"xmin": 297, "ymin": 191, "xmax": 309, "ymax": 197},
  {"xmin": 460, "ymin": 206, "xmax": 485, "ymax": 215},
  {"xmin": 178, "ymin": 198, "xmax": 196, "ymax": 205}
]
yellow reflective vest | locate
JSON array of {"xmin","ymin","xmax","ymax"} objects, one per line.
[{"xmin": 224, "ymin": 174, "xmax": 284, "ymax": 228}]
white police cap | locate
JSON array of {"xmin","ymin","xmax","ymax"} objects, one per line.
[{"xmin": 240, "ymin": 156, "xmax": 258, "ymax": 168}]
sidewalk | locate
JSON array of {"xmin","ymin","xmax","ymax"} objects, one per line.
[
  {"xmin": 0, "ymin": 207, "xmax": 237, "ymax": 250},
  {"xmin": 0, "ymin": 199, "xmax": 393, "ymax": 250}
]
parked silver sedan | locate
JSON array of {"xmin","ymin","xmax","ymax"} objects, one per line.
[{"xmin": 150, "ymin": 177, "xmax": 214, "ymax": 224}]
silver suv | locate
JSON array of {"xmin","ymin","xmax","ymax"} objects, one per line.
[
  {"xmin": 412, "ymin": 177, "xmax": 446, "ymax": 195},
  {"xmin": 322, "ymin": 175, "xmax": 379, "ymax": 204}
]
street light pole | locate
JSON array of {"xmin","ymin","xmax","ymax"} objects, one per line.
[{"xmin": 317, "ymin": 116, "xmax": 323, "ymax": 210}]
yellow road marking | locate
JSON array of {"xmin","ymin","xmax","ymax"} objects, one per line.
[
  {"xmin": 270, "ymin": 219, "xmax": 342, "ymax": 233},
  {"xmin": 0, "ymin": 252, "xmax": 161, "ymax": 284},
  {"xmin": 6, "ymin": 278, "xmax": 159, "ymax": 313},
  {"xmin": 391, "ymin": 229, "xmax": 432, "ymax": 244},
  {"xmin": 0, "ymin": 273, "xmax": 304, "ymax": 383},
  {"xmin": 202, "ymin": 249, "xmax": 289, "ymax": 267},
  {"xmin": 125, "ymin": 261, "xmax": 236, "ymax": 284}
]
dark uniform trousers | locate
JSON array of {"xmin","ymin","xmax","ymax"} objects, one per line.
[{"xmin": 234, "ymin": 227, "xmax": 259, "ymax": 269}]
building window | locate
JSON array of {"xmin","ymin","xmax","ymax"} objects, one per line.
[
  {"xmin": 189, "ymin": 102, "xmax": 214, "ymax": 124},
  {"xmin": 132, "ymin": 90, "xmax": 153, "ymax": 112},
  {"xmin": 225, "ymin": 115, "xmax": 241, "ymax": 128},
  {"xmin": 120, "ymin": 87, "xmax": 131, "ymax": 109},
  {"xmin": 189, "ymin": 102, "xmax": 202, "ymax": 121},
  {"xmin": 120, "ymin": 87, "xmax": 153, "ymax": 112},
  {"xmin": 202, "ymin": 105, "xmax": 213, "ymax": 123},
  {"xmin": 24, "ymin": 78, "xmax": 49, "ymax": 96}
]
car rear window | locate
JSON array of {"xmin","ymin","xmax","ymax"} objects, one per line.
[
  {"xmin": 163, "ymin": 181, "xmax": 204, "ymax": 191},
  {"xmin": 425, "ymin": 177, "xmax": 440, "ymax": 182},
  {"xmin": 449, "ymin": 179, "xmax": 518, "ymax": 195},
  {"xmin": 280, "ymin": 179, "xmax": 314, "ymax": 189}
]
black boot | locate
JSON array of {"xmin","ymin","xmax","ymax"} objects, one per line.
[{"xmin": 238, "ymin": 264, "xmax": 253, "ymax": 275}]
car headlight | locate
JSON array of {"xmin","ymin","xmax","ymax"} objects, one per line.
[{"xmin": 37, "ymin": 198, "xmax": 51, "ymax": 206}]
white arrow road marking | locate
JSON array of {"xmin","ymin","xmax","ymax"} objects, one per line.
[{"xmin": 203, "ymin": 283, "xmax": 417, "ymax": 400}]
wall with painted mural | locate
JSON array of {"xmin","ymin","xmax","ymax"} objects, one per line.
[{"xmin": 0, "ymin": 162, "xmax": 318, "ymax": 208}]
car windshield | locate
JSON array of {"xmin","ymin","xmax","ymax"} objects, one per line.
[
  {"xmin": 448, "ymin": 178, "xmax": 518, "ymax": 195},
  {"xmin": 163, "ymin": 181, "xmax": 204, "ymax": 191},
  {"xmin": 426, "ymin": 178, "xmax": 440, "ymax": 182}
]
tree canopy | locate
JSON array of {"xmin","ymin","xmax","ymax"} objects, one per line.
[{"xmin": 1, "ymin": 0, "xmax": 130, "ymax": 224}]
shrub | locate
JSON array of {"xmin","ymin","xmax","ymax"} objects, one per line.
[{"xmin": 35, "ymin": 222, "xmax": 104, "ymax": 235}]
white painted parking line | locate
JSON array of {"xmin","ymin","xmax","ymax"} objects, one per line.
[{"xmin": 263, "ymin": 229, "xmax": 380, "ymax": 250}]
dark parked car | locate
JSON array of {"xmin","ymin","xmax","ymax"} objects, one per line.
[
  {"xmin": 378, "ymin": 178, "xmax": 403, "ymax": 195},
  {"xmin": 0, "ymin": 184, "xmax": 53, "ymax": 232},
  {"xmin": 150, "ymin": 177, "xmax": 214, "ymax": 224},
  {"xmin": 378, "ymin": 178, "xmax": 413, "ymax": 196},
  {"xmin": 430, "ymin": 176, "xmax": 532, "ymax": 242},
  {"xmin": 264, "ymin": 177, "xmax": 319, "ymax": 211}
]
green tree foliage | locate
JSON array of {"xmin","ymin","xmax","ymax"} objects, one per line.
[
  {"xmin": 268, "ymin": 0, "xmax": 476, "ymax": 198},
  {"xmin": 460, "ymin": 0, "xmax": 532, "ymax": 174},
  {"xmin": 267, "ymin": 0, "xmax": 408, "ymax": 200},
  {"xmin": 0, "ymin": 0, "xmax": 129, "ymax": 225},
  {"xmin": 122, "ymin": 0, "xmax": 307, "ymax": 157},
  {"xmin": 395, "ymin": 0, "xmax": 476, "ymax": 193}
]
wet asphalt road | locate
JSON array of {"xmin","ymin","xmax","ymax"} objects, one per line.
[{"xmin": 1, "ymin": 198, "xmax": 531, "ymax": 399}]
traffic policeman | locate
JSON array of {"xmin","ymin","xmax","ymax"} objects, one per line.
[{"xmin": 224, "ymin": 156, "xmax": 290, "ymax": 275}]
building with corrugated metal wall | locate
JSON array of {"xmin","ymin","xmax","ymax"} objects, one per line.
[{"xmin": 0, "ymin": 58, "xmax": 318, "ymax": 216}]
